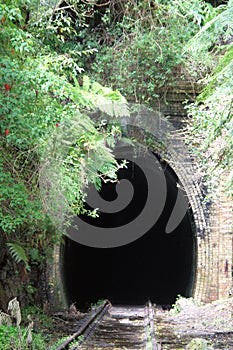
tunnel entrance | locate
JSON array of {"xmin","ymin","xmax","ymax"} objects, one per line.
[{"xmin": 63, "ymin": 153, "xmax": 196, "ymax": 310}]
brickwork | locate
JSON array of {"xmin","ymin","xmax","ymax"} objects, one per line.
[
  {"xmin": 153, "ymin": 81, "xmax": 199, "ymax": 117},
  {"xmin": 47, "ymin": 82, "xmax": 233, "ymax": 308},
  {"xmin": 208, "ymin": 181, "xmax": 233, "ymax": 300},
  {"xmin": 152, "ymin": 80, "xmax": 233, "ymax": 302}
]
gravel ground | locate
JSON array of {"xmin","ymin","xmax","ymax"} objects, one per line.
[
  {"xmin": 37, "ymin": 298, "xmax": 233, "ymax": 349},
  {"xmin": 155, "ymin": 297, "xmax": 233, "ymax": 349}
]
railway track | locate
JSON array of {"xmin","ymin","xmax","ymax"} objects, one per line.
[{"xmin": 52, "ymin": 300, "xmax": 161, "ymax": 350}]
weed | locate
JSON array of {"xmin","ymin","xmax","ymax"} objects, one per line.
[{"xmin": 0, "ymin": 325, "xmax": 46, "ymax": 350}]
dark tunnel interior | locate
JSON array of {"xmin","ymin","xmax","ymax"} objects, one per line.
[{"xmin": 63, "ymin": 152, "xmax": 196, "ymax": 310}]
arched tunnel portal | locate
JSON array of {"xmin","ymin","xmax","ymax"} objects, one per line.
[
  {"xmin": 47, "ymin": 119, "xmax": 232, "ymax": 311},
  {"xmin": 62, "ymin": 153, "xmax": 196, "ymax": 310}
]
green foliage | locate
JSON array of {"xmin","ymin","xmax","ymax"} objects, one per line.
[
  {"xmin": 198, "ymin": 43, "xmax": 233, "ymax": 101},
  {"xmin": 91, "ymin": 299, "xmax": 105, "ymax": 309},
  {"xmin": 49, "ymin": 336, "xmax": 70, "ymax": 350},
  {"xmin": 185, "ymin": 1, "xmax": 233, "ymax": 198},
  {"xmin": 7, "ymin": 242, "xmax": 30, "ymax": 270},
  {"xmin": 40, "ymin": 112, "xmax": 127, "ymax": 228},
  {"xmin": 27, "ymin": 0, "xmax": 98, "ymax": 76},
  {"xmin": 169, "ymin": 294, "xmax": 184, "ymax": 315},
  {"xmin": 0, "ymin": 156, "xmax": 42, "ymax": 233},
  {"xmin": 0, "ymin": 325, "xmax": 46, "ymax": 350},
  {"xmin": 71, "ymin": 74, "xmax": 129, "ymax": 116},
  {"xmin": 81, "ymin": 0, "xmax": 212, "ymax": 103},
  {"xmin": 184, "ymin": 0, "xmax": 233, "ymax": 76},
  {"xmin": 170, "ymin": 295, "xmax": 201, "ymax": 315},
  {"xmin": 1, "ymin": 0, "xmax": 232, "ymax": 303},
  {"xmin": 186, "ymin": 96, "xmax": 232, "ymax": 198},
  {"xmin": 185, "ymin": 0, "xmax": 233, "ymax": 67},
  {"xmin": 22, "ymin": 305, "xmax": 53, "ymax": 329},
  {"xmin": 185, "ymin": 338, "xmax": 212, "ymax": 350},
  {"xmin": 0, "ymin": 0, "xmax": 128, "ymax": 274}
]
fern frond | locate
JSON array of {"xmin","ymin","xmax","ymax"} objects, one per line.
[
  {"xmin": 184, "ymin": 2, "xmax": 233, "ymax": 54},
  {"xmin": 82, "ymin": 75, "xmax": 91, "ymax": 92},
  {"xmin": 198, "ymin": 44, "xmax": 233, "ymax": 102},
  {"xmin": 71, "ymin": 75, "xmax": 129, "ymax": 117},
  {"xmin": 7, "ymin": 242, "xmax": 30, "ymax": 271}
]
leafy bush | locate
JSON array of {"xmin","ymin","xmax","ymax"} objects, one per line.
[
  {"xmin": 185, "ymin": 0, "xmax": 233, "ymax": 198},
  {"xmin": 82, "ymin": 0, "xmax": 213, "ymax": 103},
  {"xmin": 0, "ymin": 0, "xmax": 128, "ymax": 272},
  {"xmin": 0, "ymin": 325, "xmax": 46, "ymax": 350}
]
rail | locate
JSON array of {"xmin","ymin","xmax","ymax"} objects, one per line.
[
  {"xmin": 52, "ymin": 300, "xmax": 162, "ymax": 349},
  {"xmin": 53, "ymin": 300, "xmax": 110, "ymax": 350}
]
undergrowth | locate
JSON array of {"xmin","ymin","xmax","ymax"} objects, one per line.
[{"xmin": 0, "ymin": 325, "xmax": 46, "ymax": 350}]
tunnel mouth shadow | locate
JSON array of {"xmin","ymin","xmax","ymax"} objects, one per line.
[{"xmin": 62, "ymin": 153, "xmax": 196, "ymax": 310}]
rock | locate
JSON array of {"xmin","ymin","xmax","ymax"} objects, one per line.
[
  {"xmin": 176, "ymin": 297, "xmax": 197, "ymax": 311},
  {"xmin": 0, "ymin": 310, "xmax": 12, "ymax": 326},
  {"xmin": 7, "ymin": 297, "xmax": 22, "ymax": 326}
]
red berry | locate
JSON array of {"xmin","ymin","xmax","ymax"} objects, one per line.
[
  {"xmin": 55, "ymin": 123, "xmax": 59, "ymax": 127},
  {"xmin": 1, "ymin": 17, "xmax": 5, "ymax": 23},
  {"xmin": 11, "ymin": 48, "xmax": 15, "ymax": 54},
  {"xmin": 35, "ymin": 90, "xmax": 38, "ymax": 96},
  {"xmin": 5, "ymin": 129, "xmax": 9, "ymax": 136},
  {"xmin": 4, "ymin": 84, "xmax": 10, "ymax": 91}
]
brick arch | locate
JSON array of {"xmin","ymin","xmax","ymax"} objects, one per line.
[
  {"xmin": 47, "ymin": 110, "xmax": 232, "ymax": 310},
  {"xmin": 154, "ymin": 138, "xmax": 212, "ymax": 302},
  {"xmin": 134, "ymin": 122, "xmax": 231, "ymax": 303},
  {"xmin": 125, "ymin": 106, "xmax": 232, "ymax": 303},
  {"xmin": 124, "ymin": 118, "xmax": 210, "ymax": 302}
]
